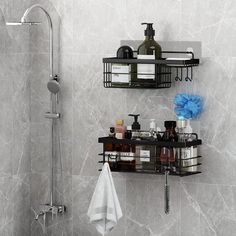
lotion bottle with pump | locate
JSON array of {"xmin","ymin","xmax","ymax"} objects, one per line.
[{"xmin": 137, "ymin": 23, "xmax": 162, "ymax": 86}]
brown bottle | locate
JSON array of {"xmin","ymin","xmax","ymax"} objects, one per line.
[
  {"xmin": 105, "ymin": 127, "xmax": 118, "ymax": 170},
  {"xmin": 117, "ymin": 125, "xmax": 136, "ymax": 171},
  {"xmin": 160, "ymin": 121, "xmax": 178, "ymax": 166}
]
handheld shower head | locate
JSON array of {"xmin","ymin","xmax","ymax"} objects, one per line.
[{"xmin": 47, "ymin": 79, "xmax": 60, "ymax": 94}]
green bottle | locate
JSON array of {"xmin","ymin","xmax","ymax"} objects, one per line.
[{"xmin": 136, "ymin": 23, "xmax": 162, "ymax": 87}]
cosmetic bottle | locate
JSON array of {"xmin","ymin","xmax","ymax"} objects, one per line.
[
  {"xmin": 156, "ymin": 127, "xmax": 162, "ymax": 140},
  {"xmin": 184, "ymin": 120, "xmax": 198, "ymax": 172},
  {"xmin": 149, "ymin": 119, "xmax": 156, "ymax": 139},
  {"xmin": 136, "ymin": 23, "xmax": 162, "ymax": 87},
  {"xmin": 119, "ymin": 144, "xmax": 136, "ymax": 171},
  {"xmin": 125, "ymin": 126, "xmax": 132, "ymax": 139},
  {"xmin": 129, "ymin": 114, "xmax": 141, "ymax": 131},
  {"xmin": 111, "ymin": 46, "xmax": 134, "ymax": 86},
  {"xmin": 115, "ymin": 119, "xmax": 126, "ymax": 139},
  {"xmin": 116, "ymin": 125, "xmax": 135, "ymax": 171},
  {"xmin": 129, "ymin": 114, "xmax": 148, "ymax": 140},
  {"xmin": 104, "ymin": 128, "xmax": 119, "ymax": 170},
  {"xmin": 135, "ymin": 145, "xmax": 156, "ymax": 172},
  {"xmin": 176, "ymin": 118, "xmax": 188, "ymax": 172},
  {"xmin": 176, "ymin": 119, "xmax": 198, "ymax": 173},
  {"xmin": 159, "ymin": 121, "xmax": 178, "ymax": 172},
  {"xmin": 109, "ymin": 127, "xmax": 115, "ymax": 138},
  {"xmin": 105, "ymin": 127, "xmax": 115, "ymax": 152}
]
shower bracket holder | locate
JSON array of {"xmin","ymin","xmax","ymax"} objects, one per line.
[
  {"xmin": 53, "ymin": 74, "xmax": 59, "ymax": 81},
  {"xmin": 44, "ymin": 112, "xmax": 60, "ymax": 119}
]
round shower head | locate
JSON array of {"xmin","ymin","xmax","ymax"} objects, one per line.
[{"xmin": 47, "ymin": 80, "xmax": 60, "ymax": 94}]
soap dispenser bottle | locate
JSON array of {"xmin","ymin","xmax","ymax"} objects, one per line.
[
  {"xmin": 128, "ymin": 114, "xmax": 141, "ymax": 131},
  {"xmin": 137, "ymin": 23, "xmax": 162, "ymax": 86}
]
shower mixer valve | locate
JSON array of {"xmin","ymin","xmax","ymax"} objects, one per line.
[{"xmin": 35, "ymin": 204, "xmax": 66, "ymax": 221}]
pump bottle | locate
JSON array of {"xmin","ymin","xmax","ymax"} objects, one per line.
[{"xmin": 137, "ymin": 23, "xmax": 162, "ymax": 86}]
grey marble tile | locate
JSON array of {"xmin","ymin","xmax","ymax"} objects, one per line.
[
  {"xmin": 0, "ymin": 177, "xmax": 13, "ymax": 236},
  {"xmin": 72, "ymin": 0, "xmax": 127, "ymax": 55},
  {"xmin": 11, "ymin": 54, "xmax": 31, "ymax": 175},
  {"xmin": 125, "ymin": 0, "xmax": 181, "ymax": 41},
  {"xmin": 0, "ymin": 79, "xmax": 13, "ymax": 177},
  {"xmin": 3, "ymin": 0, "xmax": 32, "ymax": 54},
  {"xmin": 181, "ymin": 0, "xmax": 236, "ymax": 57},
  {"xmin": 180, "ymin": 183, "xmax": 200, "ymax": 236},
  {"xmin": 29, "ymin": 53, "xmax": 51, "ymax": 110},
  {"xmin": 0, "ymin": 11, "xmax": 7, "ymax": 54},
  {"xmin": 126, "ymin": 178, "xmax": 181, "ymax": 236},
  {"xmin": 30, "ymin": 136, "xmax": 51, "ymax": 174},
  {"xmin": 47, "ymin": 0, "xmax": 74, "ymax": 54},
  {"xmin": 181, "ymin": 183, "xmax": 236, "ymax": 236},
  {"xmin": 12, "ymin": 174, "xmax": 31, "ymax": 236}
]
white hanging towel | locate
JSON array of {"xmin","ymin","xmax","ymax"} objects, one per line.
[{"xmin": 87, "ymin": 163, "xmax": 123, "ymax": 235}]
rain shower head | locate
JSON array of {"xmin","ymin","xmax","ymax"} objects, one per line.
[{"xmin": 6, "ymin": 22, "xmax": 41, "ymax": 26}]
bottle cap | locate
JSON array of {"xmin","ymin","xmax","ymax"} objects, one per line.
[
  {"xmin": 116, "ymin": 119, "xmax": 124, "ymax": 125},
  {"xmin": 176, "ymin": 119, "xmax": 187, "ymax": 129},
  {"xmin": 156, "ymin": 127, "xmax": 162, "ymax": 133},
  {"xmin": 117, "ymin": 45, "xmax": 134, "ymax": 59},
  {"xmin": 164, "ymin": 121, "xmax": 176, "ymax": 128},
  {"xmin": 141, "ymin": 22, "xmax": 155, "ymax": 36},
  {"xmin": 127, "ymin": 125, "xmax": 132, "ymax": 131},
  {"xmin": 110, "ymin": 127, "xmax": 115, "ymax": 133},
  {"xmin": 185, "ymin": 120, "xmax": 192, "ymax": 134}
]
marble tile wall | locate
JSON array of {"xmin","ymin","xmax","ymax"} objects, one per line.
[
  {"xmin": 69, "ymin": 0, "xmax": 236, "ymax": 235},
  {"xmin": 2, "ymin": 0, "xmax": 236, "ymax": 235},
  {"xmin": 0, "ymin": 0, "xmax": 32, "ymax": 235}
]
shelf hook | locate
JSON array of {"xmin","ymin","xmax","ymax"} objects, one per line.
[
  {"xmin": 175, "ymin": 67, "xmax": 181, "ymax": 81},
  {"xmin": 185, "ymin": 67, "xmax": 192, "ymax": 82}
]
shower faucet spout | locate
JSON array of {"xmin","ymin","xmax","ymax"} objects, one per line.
[{"xmin": 35, "ymin": 211, "xmax": 45, "ymax": 221}]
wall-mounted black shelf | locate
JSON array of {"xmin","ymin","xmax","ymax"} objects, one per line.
[
  {"xmin": 98, "ymin": 136, "xmax": 202, "ymax": 148},
  {"xmin": 103, "ymin": 51, "xmax": 200, "ymax": 89},
  {"xmin": 103, "ymin": 57, "xmax": 199, "ymax": 66},
  {"xmin": 98, "ymin": 136, "xmax": 202, "ymax": 177}
]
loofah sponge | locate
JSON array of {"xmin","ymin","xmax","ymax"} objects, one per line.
[{"xmin": 174, "ymin": 93, "xmax": 203, "ymax": 119}]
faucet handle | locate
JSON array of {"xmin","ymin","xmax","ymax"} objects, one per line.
[{"xmin": 35, "ymin": 211, "xmax": 45, "ymax": 220}]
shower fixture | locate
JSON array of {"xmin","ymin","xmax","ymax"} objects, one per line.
[
  {"xmin": 7, "ymin": 4, "xmax": 55, "ymax": 79},
  {"xmin": 6, "ymin": 4, "xmax": 65, "ymax": 228},
  {"xmin": 6, "ymin": 22, "xmax": 41, "ymax": 25},
  {"xmin": 47, "ymin": 75, "xmax": 61, "ymax": 94}
]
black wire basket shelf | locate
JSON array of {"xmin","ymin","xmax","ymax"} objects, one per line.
[
  {"xmin": 103, "ymin": 51, "xmax": 200, "ymax": 89},
  {"xmin": 98, "ymin": 136, "xmax": 202, "ymax": 177}
]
